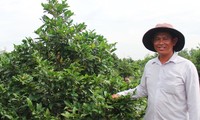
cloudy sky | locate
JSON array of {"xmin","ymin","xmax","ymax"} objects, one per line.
[{"xmin": 1, "ymin": 0, "xmax": 200, "ymax": 60}]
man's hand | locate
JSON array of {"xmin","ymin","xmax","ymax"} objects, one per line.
[{"xmin": 112, "ymin": 94, "xmax": 120, "ymax": 99}]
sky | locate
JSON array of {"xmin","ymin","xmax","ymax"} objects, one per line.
[{"xmin": 1, "ymin": 0, "xmax": 200, "ymax": 60}]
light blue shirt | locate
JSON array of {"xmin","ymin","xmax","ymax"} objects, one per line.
[{"xmin": 117, "ymin": 53, "xmax": 200, "ymax": 120}]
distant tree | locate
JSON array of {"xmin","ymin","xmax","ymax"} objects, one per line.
[
  {"xmin": 178, "ymin": 49, "xmax": 191, "ymax": 59},
  {"xmin": 117, "ymin": 58, "xmax": 134, "ymax": 80},
  {"xmin": 0, "ymin": 49, "xmax": 6, "ymax": 54},
  {"xmin": 136, "ymin": 53, "xmax": 156, "ymax": 73}
]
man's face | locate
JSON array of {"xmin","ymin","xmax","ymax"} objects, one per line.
[{"xmin": 153, "ymin": 32, "xmax": 177, "ymax": 56}]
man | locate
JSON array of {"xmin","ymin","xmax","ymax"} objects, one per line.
[{"xmin": 112, "ymin": 23, "xmax": 200, "ymax": 120}]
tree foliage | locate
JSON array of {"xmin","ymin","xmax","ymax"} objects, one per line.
[
  {"xmin": 0, "ymin": 0, "xmax": 146, "ymax": 119},
  {"xmin": 116, "ymin": 58, "xmax": 141, "ymax": 82}
]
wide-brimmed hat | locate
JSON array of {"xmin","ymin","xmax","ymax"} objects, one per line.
[{"xmin": 142, "ymin": 23, "xmax": 185, "ymax": 52}]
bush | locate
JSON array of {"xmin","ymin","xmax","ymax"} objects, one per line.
[{"xmin": 0, "ymin": 0, "xmax": 146, "ymax": 119}]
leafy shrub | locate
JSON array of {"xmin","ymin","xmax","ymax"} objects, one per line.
[{"xmin": 0, "ymin": 0, "xmax": 146, "ymax": 119}]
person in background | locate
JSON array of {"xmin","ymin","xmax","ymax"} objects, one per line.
[{"xmin": 112, "ymin": 23, "xmax": 200, "ymax": 120}]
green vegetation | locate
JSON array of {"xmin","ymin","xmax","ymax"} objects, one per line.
[{"xmin": 0, "ymin": 0, "xmax": 199, "ymax": 119}]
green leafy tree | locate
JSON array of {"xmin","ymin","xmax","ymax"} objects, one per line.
[
  {"xmin": 117, "ymin": 58, "xmax": 134, "ymax": 79},
  {"xmin": 116, "ymin": 58, "xmax": 141, "ymax": 83},
  {"xmin": 34, "ymin": 0, "xmax": 116, "ymax": 74},
  {"xmin": 0, "ymin": 0, "xmax": 146, "ymax": 119}
]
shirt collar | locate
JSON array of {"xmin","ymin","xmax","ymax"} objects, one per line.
[{"xmin": 152, "ymin": 52, "xmax": 179, "ymax": 64}]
